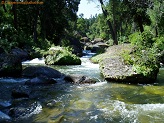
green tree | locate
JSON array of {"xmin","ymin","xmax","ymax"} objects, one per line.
[
  {"xmin": 0, "ymin": 0, "xmax": 81, "ymax": 51},
  {"xmin": 147, "ymin": 0, "xmax": 164, "ymax": 36}
]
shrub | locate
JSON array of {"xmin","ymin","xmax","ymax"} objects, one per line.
[{"xmin": 126, "ymin": 29, "xmax": 161, "ymax": 77}]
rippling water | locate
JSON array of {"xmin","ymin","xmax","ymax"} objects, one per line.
[{"xmin": 0, "ymin": 54, "xmax": 164, "ymax": 123}]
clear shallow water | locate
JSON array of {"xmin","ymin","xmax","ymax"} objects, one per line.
[{"xmin": 0, "ymin": 55, "xmax": 164, "ymax": 123}]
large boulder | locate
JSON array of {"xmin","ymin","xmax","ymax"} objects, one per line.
[
  {"xmin": 22, "ymin": 66, "xmax": 63, "ymax": 78},
  {"xmin": 100, "ymin": 57, "xmax": 158, "ymax": 83},
  {"xmin": 68, "ymin": 37, "xmax": 83, "ymax": 57},
  {"xmin": 91, "ymin": 42, "xmax": 108, "ymax": 53},
  {"xmin": 64, "ymin": 74, "xmax": 97, "ymax": 84},
  {"xmin": 92, "ymin": 44, "xmax": 159, "ymax": 84},
  {"xmin": 0, "ymin": 54, "xmax": 22, "ymax": 77},
  {"xmin": 11, "ymin": 48, "xmax": 29, "ymax": 61},
  {"xmin": 84, "ymin": 38, "xmax": 108, "ymax": 53},
  {"xmin": 44, "ymin": 47, "xmax": 81, "ymax": 65}
]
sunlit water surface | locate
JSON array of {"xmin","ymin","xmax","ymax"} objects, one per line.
[{"xmin": 0, "ymin": 54, "xmax": 164, "ymax": 123}]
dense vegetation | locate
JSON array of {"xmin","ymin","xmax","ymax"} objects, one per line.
[
  {"xmin": 77, "ymin": 0, "xmax": 164, "ymax": 78},
  {"xmin": 0, "ymin": 0, "xmax": 80, "ymax": 51},
  {"xmin": 0, "ymin": 0, "xmax": 164, "ymax": 69}
]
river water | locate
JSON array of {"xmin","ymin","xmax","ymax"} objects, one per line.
[{"xmin": 0, "ymin": 52, "xmax": 164, "ymax": 123}]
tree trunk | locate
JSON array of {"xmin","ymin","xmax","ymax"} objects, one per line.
[
  {"xmin": 99, "ymin": 0, "xmax": 118, "ymax": 45},
  {"xmin": 33, "ymin": 8, "xmax": 39, "ymax": 43},
  {"xmin": 2, "ymin": 0, "xmax": 7, "ymax": 12},
  {"xmin": 137, "ymin": 15, "xmax": 144, "ymax": 33},
  {"xmin": 155, "ymin": 26, "xmax": 158, "ymax": 37},
  {"xmin": 112, "ymin": 0, "xmax": 118, "ymax": 45},
  {"xmin": 12, "ymin": 0, "xmax": 17, "ymax": 30}
]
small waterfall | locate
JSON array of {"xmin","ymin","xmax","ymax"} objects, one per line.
[{"xmin": 22, "ymin": 58, "xmax": 45, "ymax": 65}]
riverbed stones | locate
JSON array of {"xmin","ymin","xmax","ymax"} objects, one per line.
[
  {"xmin": 70, "ymin": 99, "xmax": 93, "ymax": 110},
  {"xmin": 8, "ymin": 101, "xmax": 42, "ymax": 120}
]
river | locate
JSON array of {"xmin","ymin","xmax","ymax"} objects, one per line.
[{"xmin": 0, "ymin": 51, "xmax": 164, "ymax": 123}]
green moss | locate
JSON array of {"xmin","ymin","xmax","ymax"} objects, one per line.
[{"xmin": 45, "ymin": 47, "xmax": 81, "ymax": 65}]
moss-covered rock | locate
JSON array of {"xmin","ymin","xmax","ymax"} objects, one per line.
[
  {"xmin": 91, "ymin": 44, "xmax": 160, "ymax": 84},
  {"xmin": 44, "ymin": 47, "xmax": 81, "ymax": 65}
]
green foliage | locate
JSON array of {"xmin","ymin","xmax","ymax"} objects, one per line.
[
  {"xmin": 45, "ymin": 47, "xmax": 81, "ymax": 65},
  {"xmin": 132, "ymin": 48, "xmax": 159, "ymax": 76},
  {"xmin": 129, "ymin": 27, "xmax": 155, "ymax": 48},
  {"xmin": 153, "ymin": 37, "xmax": 164, "ymax": 52},
  {"xmin": 147, "ymin": 0, "xmax": 164, "ymax": 36},
  {"xmin": 121, "ymin": 50, "xmax": 133, "ymax": 65},
  {"xmin": 118, "ymin": 36, "xmax": 129, "ymax": 44},
  {"xmin": 128, "ymin": 32, "xmax": 143, "ymax": 46},
  {"xmin": 61, "ymin": 39, "xmax": 71, "ymax": 47},
  {"xmin": 0, "ymin": 0, "xmax": 80, "ymax": 53},
  {"xmin": 0, "ymin": 24, "xmax": 18, "ymax": 52},
  {"xmin": 126, "ymin": 29, "xmax": 161, "ymax": 77}
]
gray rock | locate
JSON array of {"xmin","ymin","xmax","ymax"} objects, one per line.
[
  {"xmin": 22, "ymin": 66, "xmax": 63, "ymax": 78},
  {"xmin": 64, "ymin": 74, "xmax": 97, "ymax": 84},
  {"xmin": 0, "ymin": 111, "xmax": 11, "ymax": 121},
  {"xmin": 11, "ymin": 86, "xmax": 31, "ymax": 99},
  {"xmin": 8, "ymin": 101, "xmax": 42, "ymax": 120},
  {"xmin": 99, "ymin": 44, "xmax": 159, "ymax": 84},
  {"xmin": 91, "ymin": 38, "xmax": 104, "ymax": 44},
  {"xmin": 11, "ymin": 48, "xmax": 29, "ymax": 61},
  {"xmin": 0, "ymin": 54, "xmax": 22, "ymax": 77},
  {"xmin": 25, "ymin": 77, "xmax": 57, "ymax": 85},
  {"xmin": 0, "ymin": 101, "xmax": 11, "ymax": 108}
]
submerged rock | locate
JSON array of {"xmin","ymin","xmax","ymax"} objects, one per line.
[
  {"xmin": 11, "ymin": 89, "xmax": 29, "ymax": 99},
  {"xmin": 25, "ymin": 77, "xmax": 57, "ymax": 85},
  {"xmin": 0, "ymin": 111, "xmax": 11, "ymax": 122},
  {"xmin": 8, "ymin": 101, "xmax": 42, "ymax": 120},
  {"xmin": 11, "ymin": 86, "xmax": 31, "ymax": 99},
  {"xmin": 70, "ymin": 99, "xmax": 93, "ymax": 110},
  {"xmin": 64, "ymin": 74, "xmax": 97, "ymax": 84}
]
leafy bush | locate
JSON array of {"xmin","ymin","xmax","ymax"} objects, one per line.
[
  {"xmin": 132, "ymin": 48, "xmax": 159, "ymax": 76},
  {"xmin": 126, "ymin": 29, "xmax": 161, "ymax": 77},
  {"xmin": 0, "ymin": 24, "xmax": 18, "ymax": 52}
]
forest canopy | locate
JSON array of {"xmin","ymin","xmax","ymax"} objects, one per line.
[{"xmin": 0, "ymin": 0, "xmax": 164, "ymax": 54}]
